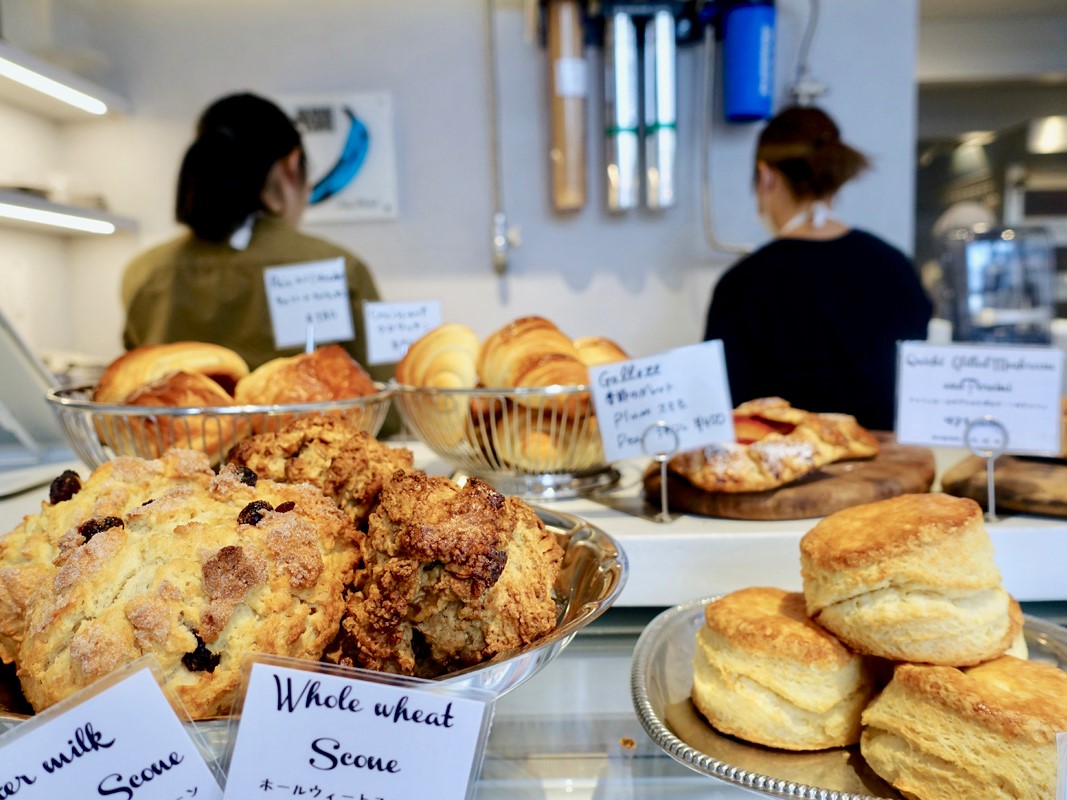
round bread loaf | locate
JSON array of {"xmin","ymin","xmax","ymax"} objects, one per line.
[
  {"xmin": 800, "ymin": 493, "xmax": 1018, "ymax": 665},
  {"xmin": 234, "ymin": 344, "xmax": 377, "ymax": 405},
  {"xmin": 16, "ymin": 460, "xmax": 360, "ymax": 719},
  {"xmin": 691, "ymin": 587, "xmax": 874, "ymax": 750},
  {"xmin": 861, "ymin": 656, "xmax": 1067, "ymax": 800},
  {"xmin": 93, "ymin": 342, "xmax": 249, "ymax": 402}
]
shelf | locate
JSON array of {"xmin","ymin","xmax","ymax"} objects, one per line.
[
  {"xmin": 0, "ymin": 188, "xmax": 137, "ymax": 237},
  {"xmin": 0, "ymin": 39, "xmax": 129, "ymax": 121}
]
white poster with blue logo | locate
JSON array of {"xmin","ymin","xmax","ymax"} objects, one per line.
[{"xmin": 281, "ymin": 92, "xmax": 399, "ymax": 222}]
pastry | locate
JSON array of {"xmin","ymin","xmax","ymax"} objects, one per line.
[
  {"xmin": 691, "ymin": 587, "xmax": 874, "ymax": 751},
  {"xmin": 16, "ymin": 460, "xmax": 360, "ymax": 719},
  {"xmin": 330, "ymin": 470, "xmax": 563, "ymax": 677},
  {"xmin": 93, "ymin": 342, "xmax": 249, "ymax": 402},
  {"xmin": 0, "ymin": 450, "xmax": 215, "ymax": 664},
  {"xmin": 234, "ymin": 343, "xmax": 378, "ymax": 406},
  {"xmin": 861, "ymin": 656, "xmax": 1067, "ymax": 800},
  {"xmin": 227, "ymin": 414, "xmax": 414, "ymax": 529},
  {"xmin": 801, "ymin": 493, "xmax": 1019, "ymax": 665},
  {"xmin": 572, "ymin": 336, "xmax": 629, "ymax": 367},
  {"xmin": 491, "ymin": 403, "xmax": 605, "ymax": 472},
  {"xmin": 117, "ymin": 371, "xmax": 250, "ymax": 461}
]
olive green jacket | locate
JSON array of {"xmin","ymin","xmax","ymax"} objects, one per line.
[{"xmin": 122, "ymin": 215, "xmax": 400, "ymax": 434}]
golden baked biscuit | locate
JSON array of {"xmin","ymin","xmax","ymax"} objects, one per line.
[
  {"xmin": 861, "ymin": 656, "xmax": 1067, "ymax": 800},
  {"xmin": 801, "ymin": 493, "xmax": 1018, "ymax": 665},
  {"xmin": 331, "ymin": 470, "xmax": 562, "ymax": 677},
  {"xmin": 227, "ymin": 414, "xmax": 413, "ymax": 529},
  {"xmin": 16, "ymin": 462, "xmax": 360, "ymax": 719},
  {"xmin": 0, "ymin": 450, "xmax": 214, "ymax": 664},
  {"xmin": 691, "ymin": 588, "xmax": 874, "ymax": 750}
]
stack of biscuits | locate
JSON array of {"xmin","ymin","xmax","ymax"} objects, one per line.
[{"xmin": 691, "ymin": 492, "xmax": 1067, "ymax": 800}]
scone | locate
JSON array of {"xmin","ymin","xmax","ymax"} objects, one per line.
[
  {"xmin": 16, "ymin": 461, "xmax": 360, "ymax": 719},
  {"xmin": 861, "ymin": 656, "xmax": 1067, "ymax": 800},
  {"xmin": 691, "ymin": 587, "xmax": 874, "ymax": 750},
  {"xmin": 330, "ymin": 470, "xmax": 563, "ymax": 677},
  {"xmin": 800, "ymin": 493, "xmax": 1018, "ymax": 665},
  {"xmin": 227, "ymin": 414, "xmax": 414, "ymax": 529},
  {"xmin": 0, "ymin": 450, "xmax": 215, "ymax": 664}
]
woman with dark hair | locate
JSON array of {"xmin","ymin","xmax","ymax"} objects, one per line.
[
  {"xmin": 704, "ymin": 106, "xmax": 932, "ymax": 430},
  {"xmin": 121, "ymin": 92, "xmax": 384, "ymax": 377}
]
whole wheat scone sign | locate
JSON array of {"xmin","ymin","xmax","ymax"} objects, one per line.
[{"xmin": 220, "ymin": 655, "xmax": 493, "ymax": 800}]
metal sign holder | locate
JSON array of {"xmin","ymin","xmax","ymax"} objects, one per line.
[{"xmin": 963, "ymin": 415, "xmax": 1008, "ymax": 522}]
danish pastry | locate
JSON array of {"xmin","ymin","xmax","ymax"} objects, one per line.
[
  {"xmin": 93, "ymin": 342, "xmax": 249, "ymax": 402},
  {"xmin": 235, "ymin": 343, "xmax": 377, "ymax": 405}
]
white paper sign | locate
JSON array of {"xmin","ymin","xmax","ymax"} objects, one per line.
[
  {"xmin": 896, "ymin": 341, "xmax": 1064, "ymax": 454},
  {"xmin": 589, "ymin": 340, "xmax": 735, "ymax": 463},
  {"xmin": 223, "ymin": 660, "xmax": 493, "ymax": 800},
  {"xmin": 363, "ymin": 300, "xmax": 442, "ymax": 365},
  {"xmin": 263, "ymin": 258, "xmax": 355, "ymax": 349},
  {"xmin": 0, "ymin": 663, "xmax": 221, "ymax": 800}
]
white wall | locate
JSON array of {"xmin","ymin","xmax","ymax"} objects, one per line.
[{"xmin": 1, "ymin": 0, "xmax": 917, "ymax": 361}]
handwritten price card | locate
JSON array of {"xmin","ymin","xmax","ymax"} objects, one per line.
[
  {"xmin": 589, "ymin": 340, "xmax": 734, "ymax": 463},
  {"xmin": 222, "ymin": 659, "xmax": 493, "ymax": 800},
  {"xmin": 0, "ymin": 661, "xmax": 221, "ymax": 800},
  {"xmin": 363, "ymin": 300, "xmax": 442, "ymax": 365},
  {"xmin": 896, "ymin": 341, "xmax": 1064, "ymax": 454},
  {"xmin": 263, "ymin": 257, "xmax": 355, "ymax": 348}
]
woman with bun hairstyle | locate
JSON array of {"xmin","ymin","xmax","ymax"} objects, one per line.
[
  {"xmin": 121, "ymin": 92, "xmax": 386, "ymax": 380},
  {"xmin": 704, "ymin": 106, "xmax": 931, "ymax": 431}
]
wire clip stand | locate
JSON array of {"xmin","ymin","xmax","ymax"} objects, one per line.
[
  {"xmin": 963, "ymin": 415, "xmax": 1008, "ymax": 522},
  {"xmin": 642, "ymin": 419, "xmax": 680, "ymax": 523}
]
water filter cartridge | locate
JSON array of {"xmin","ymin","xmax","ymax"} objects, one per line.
[
  {"xmin": 604, "ymin": 10, "xmax": 639, "ymax": 211},
  {"xmin": 722, "ymin": 2, "xmax": 776, "ymax": 123},
  {"xmin": 644, "ymin": 9, "xmax": 677, "ymax": 209}
]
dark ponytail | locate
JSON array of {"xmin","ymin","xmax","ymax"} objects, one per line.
[
  {"xmin": 755, "ymin": 106, "xmax": 869, "ymax": 201},
  {"xmin": 176, "ymin": 93, "xmax": 302, "ymax": 242}
]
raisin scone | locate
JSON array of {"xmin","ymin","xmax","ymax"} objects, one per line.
[
  {"xmin": 0, "ymin": 450, "xmax": 214, "ymax": 664},
  {"xmin": 16, "ymin": 461, "xmax": 360, "ymax": 719},
  {"xmin": 330, "ymin": 470, "xmax": 563, "ymax": 677},
  {"xmin": 228, "ymin": 414, "xmax": 413, "ymax": 529}
]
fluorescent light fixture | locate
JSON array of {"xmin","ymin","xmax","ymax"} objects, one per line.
[
  {"xmin": 1028, "ymin": 116, "xmax": 1067, "ymax": 155},
  {"xmin": 0, "ymin": 202, "xmax": 115, "ymax": 234},
  {"xmin": 0, "ymin": 56, "xmax": 108, "ymax": 115}
]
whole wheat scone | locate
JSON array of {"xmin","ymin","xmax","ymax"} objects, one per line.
[
  {"xmin": 16, "ymin": 461, "xmax": 360, "ymax": 719},
  {"xmin": 228, "ymin": 414, "xmax": 413, "ymax": 528},
  {"xmin": 331, "ymin": 470, "xmax": 563, "ymax": 677},
  {"xmin": 0, "ymin": 450, "xmax": 214, "ymax": 664}
]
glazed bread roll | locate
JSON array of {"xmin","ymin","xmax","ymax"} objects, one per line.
[
  {"xmin": 691, "ymin": 587, "xmax": 874, "ymax": 751},
  {"xmin": 235, "ymin": 344, "xmax": 377, "ymax": 405},
  {"xmin": 572, "ymin": 335, "xmax": 629, "ymax": 367},
  {"xmin": 801, "ymin": 493, "xmax": 1018, "ymax": 665},
  {"xmin": 120, "ymin": 371, "xmax": 250, "ymax": 461},
  {"xmin": 477, "ymin": 316, "xmax": 589, "ymax": 390},
  {"xmin": 861, "ymin": 656, "xmax": 1067, "ymax": 800},
  {"xmin": 94, "ymin": 342, "xmax": 249, "ymax": 402}
]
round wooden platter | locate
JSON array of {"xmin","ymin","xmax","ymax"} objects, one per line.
[
  {"xmin": 642, "ymin": 433, "xmax": 936, "ymax": 521},
  {"xmin": 941, "ymin": 454, "xmax": 1067, "ymax": 518}
]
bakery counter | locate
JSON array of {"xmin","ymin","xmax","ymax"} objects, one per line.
[{"xmin": 402, "ymin": 439, "xmax": 1067, "ymax": 607}]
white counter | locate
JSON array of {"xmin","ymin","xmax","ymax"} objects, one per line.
[{"xmin": 3, "ymin": 444, "xmax": 1065, "ymax": 608}]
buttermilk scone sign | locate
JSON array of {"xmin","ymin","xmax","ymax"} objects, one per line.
[{"xmin": 222, "ymin": 660, "xmax": 492, "ymax": 800}]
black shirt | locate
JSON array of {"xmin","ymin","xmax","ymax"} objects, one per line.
[{"xmin": 703, "ymin": 229, "xmax": 932, "ymax": 431}]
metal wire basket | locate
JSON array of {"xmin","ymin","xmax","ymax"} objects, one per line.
[
  {"xmin": 46, "ymin": 384, "xmax": 394, "ymax": 468},
  {"xmin": 391, "ymin": 383, "xmax": 619, "ymax": 499}
]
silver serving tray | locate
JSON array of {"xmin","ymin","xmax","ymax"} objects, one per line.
[
  {"xmin": 631, "ymin": 595, "xmax": 1067, "ymax": 800},
  {"xmin": 1, "ymin": 506, "xmax": 628, "ymax": 760}
]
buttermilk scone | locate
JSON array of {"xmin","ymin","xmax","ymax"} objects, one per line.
[
  {"xmin": 691, "ymin": 587, "xmax": 874, "ymax": 750},
  {"xmin": 800, "ymin": 493, "xmax": 1018, "ymax": 666},
  {"xmin": 861, "ymin": 656, "xmax": 1067, "ymax": 800},
  {"xmin": 16, "ymin": 462, "xmax": 360, "ymax": 719},
  {"xmin": 228, "ymin": 414, "xmax": 413, "ymax": 529},
  {"xmin": 331, "ymin": 470, "xmax": 563, "ymax": 677},
  {"xmin": 0, "ymin": 450, "xmax": 215, "ymax": 664}
]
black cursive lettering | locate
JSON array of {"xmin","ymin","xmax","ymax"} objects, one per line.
[
  {"xmin": 97, "ymin": 752, "xmax": 183, "ymax": 798},
  {"xmin": 0, "ymin": 774, "xmax": 36, "ymax": 799},
  {"xmin": 373, "ymin": 695, "xmax": 455, "ymax": 728},
  {"xmin": 42, "ymin": 722, "xmax": 116, "ymax": 773},
  {"xmin": 309, "ymin": 738, "xmax": 401, "ymax": 773}
]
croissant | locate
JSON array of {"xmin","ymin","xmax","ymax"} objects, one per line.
[
  {"xmin": 93, "ymin": 342, "xmax": 249, "ymax": 403},
  {"xmin": 573, "ymin": 336, "xmax": 629, "ymax": 367},
  {"xmin": 113, "ymin": 371, "xmax": 250, "ymax": 461},
  {"xmin": 477, "ymin": 316, "xmax": 589, "ymax": 389}
]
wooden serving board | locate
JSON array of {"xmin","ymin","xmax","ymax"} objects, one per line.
[
  {"xmin": 942, "ymin": 454, "xmax": 1067, "ymax": 518},
  {"xmin": 643, "ymin": 434, "xmax": 935, "ymax": 521}
]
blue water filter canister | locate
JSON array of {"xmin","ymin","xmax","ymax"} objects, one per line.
[{"xmin": 722, "ymin": 1, "xmax": 776, "ymax": 122}]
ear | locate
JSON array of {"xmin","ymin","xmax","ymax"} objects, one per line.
[
  {"xmin": 281, "ymin": 146, "xmax": 304, "ymax": 182},
  {"xmin": 756, "ymin": 161, "xmax": 775, "ymax": 190}
]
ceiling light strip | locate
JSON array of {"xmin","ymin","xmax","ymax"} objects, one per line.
[
  {"xmin": 0, "ymin": 202, "xmax": 116, "ymax": 234},
  {"xmin": 0, "ymin": 56, "xmax": 108, "ymax": 116}
]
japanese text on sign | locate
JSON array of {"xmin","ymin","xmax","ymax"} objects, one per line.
[
  {"xmin": 264, "ymin": 258, "xmax": 355, "ymax": 349},
  {"xmin": 362, "ymin": 301, "xmax": 442, "ymax": 365},
  {"xmin": 895, "ymin": 341, "xmax": 1063, "ymax": 454}
]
